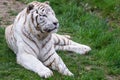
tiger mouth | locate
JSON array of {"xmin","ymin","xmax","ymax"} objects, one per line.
[{"xmin": 45, "ymin": 27, "xmax": 57, "ymax": 32}]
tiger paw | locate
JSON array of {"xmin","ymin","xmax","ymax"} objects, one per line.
[
  {"xmin": 74, "ymin": 45, "xmax": 91, "ymax": 54},
  {"xmin": 78, "ymin": 45, "xmax": 91, "ymax": 54},
  {"xmin": 38, "ymin": 67, "xmax": 53, "ymax": 78},
  {"xmin": 63, "ymin": 69, "xmax": 74, "ymax": 76}
]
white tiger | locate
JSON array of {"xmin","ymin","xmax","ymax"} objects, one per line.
[{"xmin": 5, "ymin": 1, "xmax": 91, "ymax": 78}]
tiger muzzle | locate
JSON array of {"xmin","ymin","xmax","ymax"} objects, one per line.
[{"xmin": 45, "ymin": 27, "xmax": 58, "ymax": 32}]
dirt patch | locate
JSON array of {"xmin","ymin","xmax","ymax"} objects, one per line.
[
  {"xmin": 0, "ymin": 0, "xmax": 26, "ymax": 27},
  {"xmin": 106, "ymin": 75, "xmax": 120, "ymax": 80}
]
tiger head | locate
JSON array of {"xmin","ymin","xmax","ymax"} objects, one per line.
[{"xmin": 27, "ymin": 1, "xmax": 59, "ymax": 33}]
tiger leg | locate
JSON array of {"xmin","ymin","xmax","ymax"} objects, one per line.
[
  {"xmin": 17, "ymin": 53, "xmax": 53, "ymax": 78},
  {"xmin": 55, "ymin": 44, "xmax": 91, "ymax": 54},
  {"xmin": 53, "ymin": 33, "xmax": 91, "ymax": 54},
  {"xmin": 61, "ymin": 34, "xmax": 71, "ymax": 39},
  {"xmin": 16, "ymin": 42, "xmax": 53, "ymax": 78},
  {"xmin": 43, "ymin": 52, "xmax": 73, "ymax": 76}
]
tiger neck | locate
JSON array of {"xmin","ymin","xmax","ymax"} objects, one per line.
[
  {"xmin": 36, "ymin": 33, "xmax": 50, "ymax": 40},
  {"xmin": 23, "ymin": 24, "xmax": 50, "ymax": 41}
]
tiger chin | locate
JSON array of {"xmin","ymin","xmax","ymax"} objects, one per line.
[{"xmin": 5, "ymin": 1, "xmax": 91, "ymax": 78}]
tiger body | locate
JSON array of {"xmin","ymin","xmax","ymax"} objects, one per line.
[{"xmin": 5, "ymin": 1, "xmax": 91, "ymax": 78}]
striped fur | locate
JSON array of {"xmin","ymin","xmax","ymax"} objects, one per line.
[{"xmin": 5, "ymin": 1, "xmax": 91, "ymax": 78}]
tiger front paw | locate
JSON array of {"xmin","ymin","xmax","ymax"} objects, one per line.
[
  {"xmin": 63, "ymin": 69, "xmax": 74, "ymax": 76},
  {"xmin": 38, "ymin": 67, "xmax": 53, "ymax": 78},
  {"xmin": 57, "ymin": 64, "xmax": 74, "ymax": 76}
]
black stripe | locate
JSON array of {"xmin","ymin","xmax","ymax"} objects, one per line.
[
  {"xmin": 31, "ymin": 13, "xmax": 43, "ymax": 33},
  {"xmin": 47, "ymin": 58, "xmax": 55, "ymax": 67},
  {"xmin": 23, "ymin": 38, "xmax": 37, "ymax": 55},
  {"xmin": 43, "ymin": 52, "xmax": 54, "ymax": 62},
  {"xmin": 36, "ymin": 10, "xmax": 38, "ymax": 13},
  {"xmin": 55, "ymin": 35, "xmax": 60, "ymax": 45},
  {"xmin": 64, "ymin": 36, "xmax": 70, "ymax": 45},
  {"xmin": 43, "ymin": 46, "xmax": 52, "ymax": 57},
  {"xmin": 22, "ymin": 28, "xmax": 39, "ymax": 54},
  {"xmin": 36, "ymin": 4, "xmax": 40, "ymax": 7},
  {"xmin": 63, "ymin": 38, "xmax": 66, "ymax": 45},
  {"xmin": 31, "ymin": 13, "xmax": 35, "ymax": 26},
  {"xmin": 29, "ymin": 23, "xmax": 33, "ymax": 33},
  {"xmin": 13, "ymin": 34, "xmax": 17, "ymax": 42},
  {"xmin": 36, "ymin": 15, "xmax": 39, "ymax": 25},
  {"xmin": 23, "ymin": 26, "xmax": 39, "ymax": 50},
  {"xmin": 35, "ymin": 15, "xmax": 41, "ymax": 31},
  {"xmin": 33, "ymin": 2, "xmax": 37, "ymax": 5},
  {"xmin": 10, "ymin": 25, "xmax": 13, "ymax": 34},
  {"xmin": 42, "ymin": 35, "xmax": 51, "ymax": 48},
  {"xmin": 24, "ymin": 15, "xmax": 27, "ymax": 24},
  {"xmin": 40, "ymin": 6, "xmax": 44, "ymax": 10},
  {"xmin": 63, "ymin": 38, "xmax": 69, "ymax": 45},
  {"xmin": 24, "ymin": 49, "xmax": 30, "ymax": 54},
  {"xmin": 23, "ymin": 33, "xmax": 37, "ymax": 54},
  {"xmin": 38, "ymin": 5, "xmax": 42, "ymax": 9}
]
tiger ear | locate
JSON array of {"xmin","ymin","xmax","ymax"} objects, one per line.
[
  {"xmin": 44, "ymin": 1, "xmax": 50, "ymax": 5},
  {"xmin": 27, "ymin": 4, "xmax": 34, "ymax": 13}
]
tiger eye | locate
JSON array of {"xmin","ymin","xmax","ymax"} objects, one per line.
[
  {"xmin": 42, "ymin": 15, "xmax": 47, "ymax": 17},
  {"xmin": 42, "ymin": 9, "xmax": 45, "ymax": 12}
]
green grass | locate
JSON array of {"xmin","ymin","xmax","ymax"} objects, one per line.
[
  {"xmin": 0, "ymin": 0, "xmax": 120, "ymax": 80},
  {"xmin": 7, "ymin": 10, "xmax": 18, "ymax": 16},
  {"xmin": 78, "ymin": 0, "xmax": 120, "ymax": 27}
]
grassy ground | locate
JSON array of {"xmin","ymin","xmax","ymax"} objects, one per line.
[{"xmin": 0, "ymin": 0, "xmax": 120, "ymax": 80}]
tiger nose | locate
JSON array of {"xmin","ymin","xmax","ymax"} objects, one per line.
[{"xmin": 53, "ymin": 22, "xmax": 58, "ymax": 26}]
